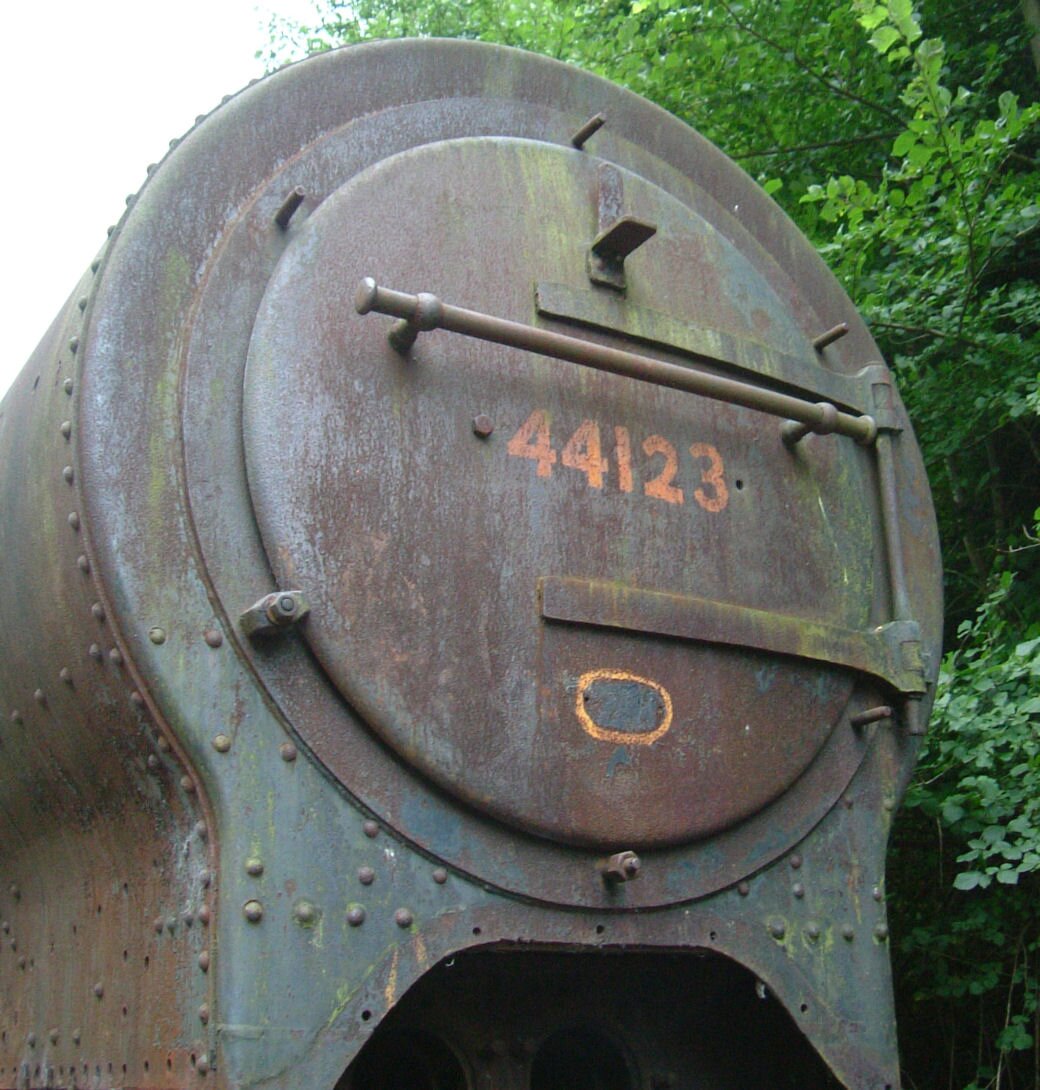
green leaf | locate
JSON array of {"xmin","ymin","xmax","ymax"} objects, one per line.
[{"xmin": 870, "ymin": 25, "xmax": 902, "ymax": 55}]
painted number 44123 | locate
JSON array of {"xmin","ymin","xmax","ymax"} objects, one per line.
[{"xmin": 506, "ymin": 409, "xmax": 728, "ymax": 513}]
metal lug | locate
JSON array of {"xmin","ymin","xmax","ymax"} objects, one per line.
[
  {"xmin": 240, "ymin": 591, "xmax": 310, "ymax": 637},
  {"xmin": 602, "ymin": 850, "xmax": 641, "ymax": 884}
]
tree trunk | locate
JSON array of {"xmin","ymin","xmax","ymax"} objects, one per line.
[{"xmin": 1023, "ymin": 0, "xmax": 1040, "ymax": 79}]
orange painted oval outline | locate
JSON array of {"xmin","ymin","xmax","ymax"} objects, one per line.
[{"xmin": 575, "ymin": 669, "xmax": 674, "ymax": 745}]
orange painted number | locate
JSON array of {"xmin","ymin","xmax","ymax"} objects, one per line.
[
  {"xmin": 507, "ymin": 409, "xmax": 557, "ymax": 478},
  {"xmin": 690, "ymin": 442, "xmax": 729, "ymax": 512},
  {"xmin": 561, "ymin": 420, "xmax": 608, "ymax": 489},
  {"xmin": 642, "ymin": 435, "xmax": 684, "ymax": 505},
  {"xmin": 614, "ymin": 426, "xmax": 634, "ymax": 493}
]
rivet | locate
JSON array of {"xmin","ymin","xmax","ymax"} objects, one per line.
[
  {"xmin": 768, "ymin": 920, "xmax": 786, "ymax": 940},
  {"xmin": 10, "ymin": 710, "xmax": 22, "ymax": 724},
  {"xmin": 72, "ymin": 1029, "xmax": 81, "ymax": 1045},
  {"xmin": 737, "ymin": 881, "xmax": 750, "ymax": 897},
  {"xmin": 107, "ymin": 225, "xmax": 116, "ymax": 235},
  {"xmin": 145, "ymin": 164, "xmax": 157, "ymax": 176},
  {"xmin": 59, "ymin": 668, "xmax": 73, "ymax": 686},
  {"xmin": 91, "ymin": 602, "xmax": 106, "ymax": 622},
  {"xmin": 197, "ymin": 905, "xmax": 211, "ymax": 926},
  {"xmin": 60, "ymin": 421, "xmax": 72, "ymax": 439},
  {"xmin": 294, "ymin": 901, "xmax": 318, "ymax": 925},
  {"xmin": 198, "ymin": 1004, "xmax": 210, "ymax": 1025},
  {"xmin": 68, "ymin": 512, "xmax": 80, "ymax": 531},
  {"xmin": 49, "ymin": 1029, "xmax": 58, "ymax": 1045},
  {"xmin": 166, "ymin": 916, "xmax": 177, "ymax": 933},
  {"xmin": 789, "ymin": 854, "xmax": 803, "ymax": 870},
  {"xmin": 842, "ymin": 924, "xmax": 855, "ymax": 941},
  {"xmin": 92, "ymin": 983, "xmax": 104, "ymax": 998},
  {"xmin": 806, "ymin": 921, "xmax": 821, "ymax": 941},
  {"xmin": 156, "ymin": 736, "xmax": 171, "ymax": 753},
  {"xmin": 245, "ymin": 858, "xmax": 263, "ymax": 877},
  {"xmin": 279, "ymin": 742, "xmax": 297, "ymax": 762},
  {"xmin": 357, "ymin": 866, "xmax": 375, "ymax": 886},
  {"xmin": 194, "ymin": 821, "xmax": 208, "ymax": 841},
  {"xmin": 874, "ymin": 923, "xmax": 889, "ymax": 942},
  {"xmin": 63, "ymin": 465, "xmax": 75, "ymax": 482},
  {"xmin": 432, "ymin": 868, "xmax": 448, "ymax": 885},
  {"xmin": 882, "ymin": 797, "xmax": 895, "ymax": 811},
  {"xmin": 347, "ymin": 906, "xmax": 366, "ymax": 927},
  {"xmin": 180, "ymin": 776, "xmax": 196, "ymax": 793},
  {"xmin": 91, "ymin": 258, "xmax": 101, "ymax": 272},
  {"xmin": 125, "ymin": 194, "xmax": 135, "ymax": 206},
  {"xmin": 27, "ymin": 1034, "xmax": 36, "ymax": 1048},
  {"xmin": 212, "ymin": 735, "xmax": 231, "ymax": 753},
  {"xmin": 1, "ymin": 921, "xmax": 7, "ymax": 933},
  {"xmin": 148, "ymin": 627, "xmax": 166, "ymax": 645},
  {"xmin": 63, "ymin": 378, "xmax": 74, "ymax": 395},
  {"xmin": 108, "ymin": 647, "xmax": 123, "ymax": 666},
  {"xmin": 10, "ymin": 885, "xmax": 20, "ymax": 899},
  {"xmin": 197, "ymin": 1054, "xmax": 209, "ymax": 1076},
  {"xmin": 197, "ymin": 951, "xmax": 210, "ymax": 972},
  {"xmin": 362, "ymin": 820, "xmax": 379, "ymax": 838},
  {"xmin": 394, "ymin": 908, "xmax": 414, "ymax": 929},
  {"xmin": 69, "ymin": 337, "xmax": 79, "ymax": 354},
  {"xmin": 78, "ymin": 297, "xmax": 88, "ymax": 312},
  {"xmin": 873, "ymin": 886, "xmax": 883, "ymax": 902},
  {"xmin": 129, "ymin": 691, "xmax": 144, "ymax": 707},
  {"xmin": 200, "ymin": 869, "xmax": 212, "ymax": 888},
  {"xmin": 77, "ymin": 555, "xmax": 91, "ymax": 573},
  {"xmin": 33, "ymin": 689, "xmax": 46, "ymax": 706},
  {"xmin": 243, "ymin": 900, "xmax": 263, "ymax": 923},
  {"xmin": 472, "ymin": 414, "xmax": 494, "ymax": 437},
  {"xmin": 153, "ymin": 917, "xmax": 164, "ymax": 933},
  {"xmin": 203, "ymin": 628, "xmax": 223, "ymax": 648},
  {"xmin": 792, "ymin": 882, "xmax": 805, "ymax": 899},
  {"xmin": 17, "ymin": 954, "xmax": 26, "ymax": 969},
  {"xmin": 146, "ymin": 755, "xmax": 160, "ymax": 771}
]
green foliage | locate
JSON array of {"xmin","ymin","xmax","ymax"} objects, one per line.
[{"xmin": 265, "ymin": 2, "xmax": 1040, "ymax": 1086}]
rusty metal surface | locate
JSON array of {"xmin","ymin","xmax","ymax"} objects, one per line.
[{"xmin": 0, "ymin": 37, "xmax": 943, "ymax": 1090}]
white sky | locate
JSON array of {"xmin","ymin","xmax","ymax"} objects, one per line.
[{"xmin": 0, "ymin": 0, "xmax": 320, "ymax": 400}]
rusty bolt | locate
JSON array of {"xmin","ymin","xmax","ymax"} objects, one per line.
[
  {"xmin": 243, "ymin": 900, "xmax": 263, "ymax": 923},
  {"xmin": 203, "ymin": 628, "xmax": 223, "ymax": 648},
  {"xmin": 198, "ymin": 1004, "xmax": 210, "ymax": 1025},
  {"xmin": 357, "ymin": 866, "xmax": 375, "ymax": 886},
  {"xmin": 362, "ymin": 820, "xmax": 379, "ymax": 838},
  {"xmin": 395, "ymin": 908, "xmax": 414, "ymax": 929},
  {"xmin": 432, "ymin": 868, "xmax": 448, "ymax": 885},
  {"xmin": 198, "ymin": 905, "xmax": 211, "ymax": 926},
  {"xmin": 279, "ymin": 742, "xmax": 297, "ymax": 762},
  {"xmin": 347, "ymin": 906, "xmax": 365, "ymax": 927},
  {"xmin": 245, "ymin": 858, "xmax": 263, "ymax": 877},
  {"xmin": 197, "ymin": 951, "xmax": 210, "ymax": 972},
  {"xmin": 602, "ymin": 850, "xmax": 641, "ymax": 883},
  {"xmin": 197, "ymin": 1054, "xmax": 210, "ymax": 1076},
  {"xmin": 789, "ymin": 854, "xmax": 803, "ymax": 869},
  {"xmin": 472, "ymin": 414, "xmax": 494, "ymax": 437},
  {"xmin": 213, "ymin": 734, "xmax": 231, "ymax": 753}
]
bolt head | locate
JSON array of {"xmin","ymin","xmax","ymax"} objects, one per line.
[
  {"xmin": 768, "ymin": 921, "xmax": 786, "ymax": 940},
  {"xmin": 357, "ymin": 866, "xmax": 375, "ymax": 886},
  {"xmin": 213, "ymin": 734, "xmax": 232, "ymax": 753},
  {"xmin": 243, "ymin": 900, "xmax": 263, "ymax": 923},
  {"xmin": 472, "ymin": 414, "xmax": 494, "ymax": 437},
  {"xmin": 245, "ymin": 858, "xmax": 264, "ymax": 877},
  {"xmin": 347, "ymin": 906, "xmax": 366, "ymax": 927},
  {"xmin": 395, "ymin": 908, "xmax": 414, "ymax": 929}
]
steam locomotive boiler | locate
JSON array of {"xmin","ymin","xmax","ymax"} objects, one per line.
[{"xmin": 0, "ymin": 38, "xmax": 942, "ymax": 1090}]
